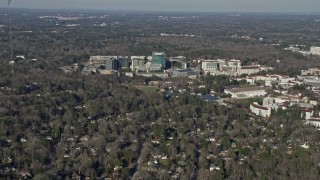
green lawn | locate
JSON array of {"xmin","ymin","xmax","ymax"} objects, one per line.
[{"xmin": 134, "ymin": 86, "xmax": 159, "ymax": 93}]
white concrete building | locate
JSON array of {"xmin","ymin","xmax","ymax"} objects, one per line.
[
  {"xmin": 131, "ymin": 57, "xmax": 145, "ymax": 71},
  {"xmin": 146, "ymin": 62, "xmax": 162, "ymax": 72},
  {"xmin": 306, "ymin": 118, "xmax": 320, "ymax": 127},
  {"xmin": 304, "ymin": 78, "xmax": 320, "ymax": 87},
  {"xmin": 16, "ymin": 55, "xmax": 26, "ymax": 60},
  {"xmin": 246, "ymin": 77, "xmax": 256, "ymax": 85},
  {"xmin": 201, "ymin": 59, "xmax": 270, "ymax": 76},
  {"xmin": 265, "ymin": 80, "xmax": 276, "ymax": 87},
  {"xmin": 228, "ymin": 59, "xmax": 241, "ymax": 68},
  {"xmin": 250, "ymin": 102, "xmax": 272, "ymax": 117},
  {"xmin": 237, "ymin": 66, "xmax": 260, "ymax": 75},
  {"xmin": 310, "ymin": 46, "xmax": 320, "ymax": 55},
  {"xmin": 202, "ymin": 60, "xmax": 220, "ymax": 75},
  {"xmin": 217, "ymin": 59, "xmax": 227, "ymax": 68},
  {"xmin": 255, "ymin": 96, "xmax": 315, "ymax": 119},
  {"xmin": 310, "ymin": 101, "xmax": 318, "ymax": 106},
  {"xmin": 301, "ymin": 68, "xmax": 320, "ymax": 76},
  {"xmin": 263, "ymin": 97, "xmax": 276, "ymax": 106},
  {"xmin": 302, "ymin": 107, "xmax": 314, "ymax": 120},
  {"xmin": 224, "ymin": 86, "xmax": 267, "ymax": 99},
  {"xmin": 254, "ymin": 75, "xmax": 278, "ymax": 81},
  {"xmin": 297, "ymin": 75, "xmax": 317, "ymax": 81},
  {"xmin": 280, "ymin": 76, "xmax": 295, "ymax": 83}
]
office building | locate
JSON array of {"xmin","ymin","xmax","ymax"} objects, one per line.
[
  {"xmin": 152, "ymin": 52, "xmax": 167, "ymax": 69},
  {"xmin": 90, "ymin": 56, "xmax": 118, "ymax": 70},
  {"xmin": 228, "ymin": 59, "xmax": 241, "ymax": 68},
  {"xmin": 105, "ymin": 57, "xmax": 117, "ymax": 70},
  {"xmin": 117, "ymin": 56, "xmax": 129, "ymax": 69},
  {"xmin": 131, "ymin": 57, "xmax": 145, "ymax": 71},
  {"xmin": 202, "ymin": 60, "xmax": 220, "ymax": 75},
  {"xmin": 146, "ymin": 63, "xmax": 162, "ymax": 72},
  {"xmin": 237, "ymin": 66, "xmax": 260, "ymax": 75},
  {"xmin": 170, "ymin": 56, "xmax": 188, "ymax": 69}
]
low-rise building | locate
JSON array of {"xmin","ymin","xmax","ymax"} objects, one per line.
[
  {"xmin": 301, "ymin": 68, "xmax": 320, "ymax": 76},
  {"xmin": 246, "ymin": 77, "xmax": 256, "ymax": 85},
  {"xmin": 237, "ymin": 66, "xmax": 260, "ymax": 75},
  {"xmin": 117, "ymin": 56, "xmax": 129, "ymax": 69},
  {"xmin": 306, "ymin": 118, "xmax": 320, "ymax": 127},
  {"xmin": 253, "ymin": 75, "xmax": 278, "ymax": 81},
  {"xmin": 258, "ymin": 96, "xmax": 315, "ymax": 119},
  {"xmin": 228, "ymin": 59, "xmax": 241, "ymax": 68},
  {"xmin": 90, "ymin": 56, "xmax": 118, "ymax": 70},
  {"xmin": 250, "ymin": 102, "xmax": 272, "ymax": 117},
  {"xmin": 171, "ymin": 69, "xmax": 200, "ymax": 78},
  {"xmin": 125, "ymin": 72, "xmax": 134, "ymax": 77},
  {"xmin": 297, "ymin": 75, "xmax": 317, "ymax": 81},
  {"xmin": 136, "ymin": 72, "xmax": 169, "ymax": 78},
  {"xmin": 16, "ymin": 55, "xmax": 26, "ymax": 60},
  {"xmin": 146, "ymin": 63, "xmax": 162, "ymax": 72},
  {"xmin": 201, "ymin": 59, "xmax": 268, "ymax": 76},
  {"xmin": 304, "ymin": 78, "xmax": 320, "ymax": 87},
  {"xmin": 131, "ymin": 57, "xmax": 146, "ymax": 71},
  {"xmin": 224, "ymin": 86, "xmax": 267, "ymax": 99},
  {"xmin": 301, "ymin": 107, "xmax": 314, "ymax": 119},
  {"xmin": 280, "ymin": 76, "xmax": 295, "ymax": 83},
  {"xmin": 202, "ymin": 60, "xmax": 221, "ymax": 75},
  {"xmin": 310, "ymin": 46, "xmax": 320, "ymax": 55},
  {"xmin": 170, "ymin": 56, "xmax": 187, "ymax": 69}
]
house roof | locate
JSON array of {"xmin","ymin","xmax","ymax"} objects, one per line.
[
  {"xmin": 301, "ymin": 107, "xmax": 313, "ymax": 113},
  {"xmin": 251, "ymin": 103, "xmax": 269, "ymax": 110},
  {"xmin": 307, "ymin": 118, "xmax": 320, "ymax": 122},
  {"xmin": 282, "ymin": 101, "xmax": 290, "ymax": 107},
  {"xmin": 287, "ymin": 95, "xmax": 301, "ymax": 99}
]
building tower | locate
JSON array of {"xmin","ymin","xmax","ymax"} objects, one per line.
[{"xmin": 152, "ymin": 52, "xmax": 167, "ymax": 69}]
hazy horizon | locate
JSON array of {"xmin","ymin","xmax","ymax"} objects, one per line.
[{"xmin": 1, "ymin": 0, "xmax": 320, "ymax": 13}]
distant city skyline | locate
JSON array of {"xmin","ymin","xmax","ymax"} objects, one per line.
[{"xmin": 1, "ymin": 0, "xmax": 320, "ymax": 12}]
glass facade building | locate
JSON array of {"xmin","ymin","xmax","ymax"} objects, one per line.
[
  {"xmin": 152, "ymin": 52, "xmax": 167, "ymax": 68},
  {"xmin": 117, "ymin": 56, "xmax": 129, "ymax": 69}
]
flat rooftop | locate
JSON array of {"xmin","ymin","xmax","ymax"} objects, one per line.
[{"xmin": 226, "ymin": 86, "xmax": 267, "ymax": 93}]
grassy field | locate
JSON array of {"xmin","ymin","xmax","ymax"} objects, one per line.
[{"xmin": 134, "ymin": 85, "xmax": 159, "ymax": 93}]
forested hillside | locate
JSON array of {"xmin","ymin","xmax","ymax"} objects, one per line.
[{"xmin": 1, "ymin": 9, "xmax": 320, "ymax": 179}]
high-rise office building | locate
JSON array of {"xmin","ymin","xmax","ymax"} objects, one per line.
[{"xmin": 152, "ymin": 52, "xmax": 167, "ymax": 69}]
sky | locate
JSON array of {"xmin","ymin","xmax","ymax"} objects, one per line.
[{"xmin": 1, "ymin": 0, "xmax": 320, "ymax": 12}]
